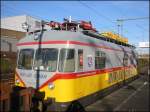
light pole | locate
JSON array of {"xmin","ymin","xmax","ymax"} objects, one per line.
[
  {"xmin": 116, "ymin": 17, "xmax": 149, "ymax": 38},
  {"xmin": 117, "ymin": 19, "xmax": 123, "ymax": 37}
]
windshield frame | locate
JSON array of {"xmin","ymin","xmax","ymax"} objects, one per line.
[
  {"xmin": 17, "ymin": 48, "xmax": 34, "ymax": 70},
  {"xmin": 33, "ymin": 48, "xmax": 59, "ymax": 72},
  {"xmin": 58, "ymin": 48, "xmax": 75, "ymax": 72}
]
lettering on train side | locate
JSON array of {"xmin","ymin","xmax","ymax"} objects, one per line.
[
  {"xmin": 108, "ymin": 68, "xmax": 136, "ymax": 84},
  {"xmin": 20, "ymin": 71, "xmax": 32, "ymax": 77},
  {"xmin": 108, "ymin": 70, "xmax": 125, "ymax": 84},
  {"xmin": 33, "ymin": 73, "xmax": 47, "ymax": 79}
]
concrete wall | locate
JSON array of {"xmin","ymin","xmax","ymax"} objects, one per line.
[
  {"xmin": 1, "ymin": 15, "xmax": 27, "ymax": 32},
  {"xmin": 0, "ymin": 15, "xmax": 42, "ymax": 52},
  {"xmin": 26, "ymin": 16, "xmax": 42, "ymax": 32},
  {"xmin": 1, "ymin": 15, "xmax": 42, "ymax": 32},
  {"xmin": 1, "ymin": 36, "xmax": 18, "ymax": 52}
]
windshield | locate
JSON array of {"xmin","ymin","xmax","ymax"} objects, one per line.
[
  {"xmin": 34, "ymin": 48, "xmax": 58, "ymax": 72},
  {"xmin": 59, "ymin": 48, "xmax": 75, "ymax": 72},
  {"xmin": 18, "ymin": 49, "xmax": 34, "ymax": 69}
]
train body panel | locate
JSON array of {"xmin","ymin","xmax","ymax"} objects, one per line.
[
  {"xmin": 15, "ymin": 30, "xmax": 138, "ymax": 109},
  {"xmin": 39, "ymin": 65, "xmax": 137, "ymax": 102}
]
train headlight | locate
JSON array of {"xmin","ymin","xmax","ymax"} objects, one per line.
[
  {"xmin": 16, "ymin": 79, "xmax": 20, "ymax": 84},
  {"xmin": 34, "ymin": 33, "xmax": 40, "ymax": 40},
  {"xmin": 48, "ymin": 83, "xmax": 55, "ymax": 89}
]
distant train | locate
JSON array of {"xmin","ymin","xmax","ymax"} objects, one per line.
[{"xmin": 15, "ymin": 19, "xmax": 138, "ymax": 111}]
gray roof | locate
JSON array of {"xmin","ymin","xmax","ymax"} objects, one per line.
[{"xmin": 18, "ymin": 30, "xmax": 132, "ymax": 52}]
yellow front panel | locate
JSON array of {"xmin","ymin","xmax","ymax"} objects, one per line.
[
  {"xmin": 40, "ymin": 73, "xmax": 109, "ymax": 102},
  {"xmin": 15, "ymin": 73, "xmax": 25, "ymax": 87}
]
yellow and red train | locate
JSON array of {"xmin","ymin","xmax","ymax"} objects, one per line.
[{"xmin": 15, "ymin": 19, "xmax": 138, "ymax": 111}]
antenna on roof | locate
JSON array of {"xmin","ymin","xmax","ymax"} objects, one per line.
[{"xmin": 69, "ymin": 16, "xmax": 72, "ymax": 23}]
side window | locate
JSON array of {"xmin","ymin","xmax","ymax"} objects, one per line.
[
  {"xmin": 95, "ymin": 51, "xmax": 106, "ymax": 69},
  {"xmin": 59, "ymin": 49, "xmax": 75, "ymax": 72},
  {"xmin": 78, "ymin": 49, "xmax": 83, "ymax": 71},
  {"xmin": 18, "ymin": 49, "xmax": 34, "ymax": 69}
]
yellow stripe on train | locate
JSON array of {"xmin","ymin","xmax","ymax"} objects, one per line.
[{"xmin": 15, "ymin": 74, "xmax": 25, "ymax": 87}]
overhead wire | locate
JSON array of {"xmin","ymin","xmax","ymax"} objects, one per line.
[
  {"xmin": 117, "ymin": 17, "xmax": 149, "ymax": 21},
  {"xmin": 1, "ymin": 5, "xmax": 21, "ymax": 17},
  {"xmin": 78, "ymin": 1, "xmax": 149, "ymax": 46},
  {"xmin": 78, "ymin": 1, "xmax": 115, "ymax": 24},
  {"xmin": 111, "ymin": 3, "xmax": 149, "ymax": 33},
  {"xmin": 136, "ymin": 24, "xmax": 149, "ymax": 32},
  {"xmin": 2, "ymin": 2, "xmax": 117, "ymax": 33},
  {"xmin": 2, "ymin": 2, "xmax": 148, "ymax": 40},
  {"xmin": 110, "ymin": 3, "xmax": 149, "ymax": 44},
  {"xmin": 2, "ymin": 4, "xmax": 50, "ymax": 22},
  {"xmin": 78, "ymin": 1, "xmax": 118, "ymax": 33}
]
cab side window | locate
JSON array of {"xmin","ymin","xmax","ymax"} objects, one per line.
[
  {"xmin": 18, "ymin": 49, "xmax": 34, "ymax": 69},
  {"xmin": 59, "ymin": 49, "xmax": 75, "ymax": 72},
  {"xmin": 95, "ymin": 51, "xmax": 106, "ymax": 69}
]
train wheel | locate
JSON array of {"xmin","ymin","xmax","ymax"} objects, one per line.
[{"xmin": 66, "ymin": 101, "xmax": 85, "ymax": 112}]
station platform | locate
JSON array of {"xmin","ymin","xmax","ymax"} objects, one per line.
[{"xmin": 85, "ymin": 74, "xmax": 149, "ymax": 111}]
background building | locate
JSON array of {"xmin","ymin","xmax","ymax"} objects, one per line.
[
  {"xmin": 1, "ymin": 15, "xmax": 42, "ymax": 52},
  {"xmin": 0, "ymin": 15, "xmax": 42, "ymax": 73}
]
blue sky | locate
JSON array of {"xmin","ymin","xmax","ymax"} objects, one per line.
[{"xmin": 1, "ymin": 1, "xmax": 149, "ymax": 47}]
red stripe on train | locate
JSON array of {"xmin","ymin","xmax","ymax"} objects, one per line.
[
  {"xmin": 16, "ymin": 40, "xmax": 130, "ymax": 53},
  {"xmin": 39, "ymin": 65, "xmax": 134, "ymax": 89}
]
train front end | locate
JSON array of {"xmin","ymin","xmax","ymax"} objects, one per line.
[{"xmin": 14, "ymin": 29, "xmax": 79, "ymax": 111}]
